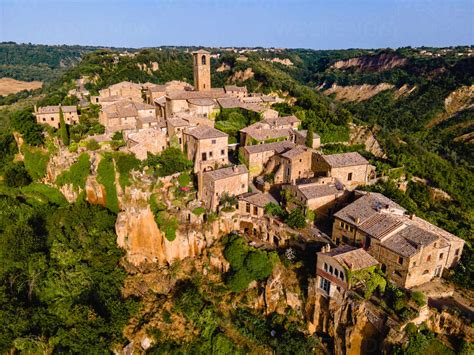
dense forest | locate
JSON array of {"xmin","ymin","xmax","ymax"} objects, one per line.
[{"xmin": 0, "ymin": 43, "xmax": 472, "ymax": 352}]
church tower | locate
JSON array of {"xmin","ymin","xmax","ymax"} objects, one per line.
[{"xmin": 192, "ymin": 50, "xmax": 211, "ymax": 91}]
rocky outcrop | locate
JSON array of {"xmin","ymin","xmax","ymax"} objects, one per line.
[
  {"xmin": 116, "ymin": 199, "xmax": 239, "ymax": 266},
  {"xmin": 216, "ymin": 63, "xmax": 231, "ymax": 72},
  {"xmin": 306, "ymin": 288, "xmax": 388, "ymax": 355},
  {"xmin": 325, "ymin": 83, "xmax": 394, "ymax": 102},
  {"xmin": 228, "ymin": 68, "xmax": 254, "ymax": 82},
  {"xmin": 349, "ymin": 124, "xmax": 387, "ymax": 159},
  {"xmin": 331, "ymin": 53, "xmax": 408, "ymax": 72},
  {"xmin": 257, "ymin": 263, "xmax": 303, "ymax": 315}
]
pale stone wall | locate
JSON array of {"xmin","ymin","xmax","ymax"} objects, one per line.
[
  {"xmin": 332, "ymin": 217, "xmax": 358, "ymax": 245},
  {"xmin": 137, "ymin": 108, "xmax": 156, "ymax": 118},
  {"xmin": 166, "ymin": 98, "xmax": 189, "ymax": 116},
  {"xmin": 238, "ymin": 200, "xmax": 265, "ymax": 218},
  {"xmin": 188, "ymin": 103, "xmax": 218, "ymax": 118},
  {"xmin": 245, "ymin": 149, "xmax": 279, "ymax": 177},
  {"xmin": 201, "ymin": 172, "xmax": 249, "ymax": 211},
  {"xmin": 185, "ymin": 135, "xmax": 228, "ymax": 173},
  {"xmin": 313, "ymin": 155, "xmax": 368, "ymax": 187},
  {"xmin": 285, "ymin": 150, "xmax": 313, "ymax": 184},
  {"xmin": 36, "ymin": 110, "xmax": 79, "ymax": 129},
  {"xmin": 127, "ymin": 129, "xmax": 168, "ymax": 160},
  {"xmin": 331, "ymin": 165, "xmax": 369, "ymax": 187}
]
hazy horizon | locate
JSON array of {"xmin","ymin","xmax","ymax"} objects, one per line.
[{"xmin": 1, "ymin": 0, "xmax": 473, "ymax": 50}]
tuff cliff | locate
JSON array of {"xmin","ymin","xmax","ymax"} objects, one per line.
[{"xmin": 331, "ymin": 53, "xmax": 408, "ymax": 72}]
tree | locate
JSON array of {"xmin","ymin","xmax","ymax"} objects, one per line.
[
  {"xmin": 4, "ymin": 162, "xmax": 32, "ymax": 187},
  {"xmin": 305, "ymin": 125, "xmax": 314, "ymax": 148},
  {"xmin": 59, "ymin": 107, "xmax": 69, "ymax": 146},
  {"xmin": 286, "ymin": 208, "xmax": 307, "ymax": 229},
  {"xmin": 155, "ymin": 148, "xmax": 192, "ymax": 176}
]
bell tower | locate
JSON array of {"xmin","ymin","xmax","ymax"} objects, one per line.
[{"xmin": 192, "ymin": 50, "xmax": 211, "ymax": 91}]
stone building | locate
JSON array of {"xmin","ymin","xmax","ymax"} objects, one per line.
[
  {"xmin": 99, "ymin": 100, "xmax": 157, "ymax": 132},
  {"xmin": 97, "ymin": 81, "xmax": 143, "ymax": 102},
  {"xmin": 313, "ymin": 152, "xmax": 371, "ymax": 187},
  {"xmin": 239, "ymin": 116, "xmax": 300, "ymax": 146},
  {"xmin": 193, "ymin": 50, "xmax": 211, "ymax": 91},
  {"xmin": 272, "ymin": 145, "xmax": 313, "ymax": 184},
  {"xmin": 224, "ymin": 85, "xmax": 248, "ymax": 98},
  {"xmin": 165, "ymin": 89, "xmax": 226, "ymax": 118},
  {"xmin": 34, "ymin": 105, "xmax": 79, "ymax": 129},
  {"xmin": 284, "ymin": 177, "xmax": 347, "ymax": 220},
  {"xmin": 294, "ymin": 130, "xmax": 321, "ymax": 149},
  {"xmin": 240, "ymin": 141, "xmax": 296, "ymax": 178},
  {"xmin": 237, "ymin": 192, "xmax": 277, "ymax": 218},
  {"xmin": 183, "ymin": 125, "xmax": 229, "ymax": 173},
  {"xmin": 316, "ymin": 245, "xmax": 379, "ymax": 299},
  {"xmin": 125, "ymin": 129, "xmax": 168, "ymax": 160},
  {"xmin": 332, "ymin": 192, "xmax": 465, "ymax": 288},
  {"xmin": 198, "ymin": 165, "xmax": 249, "ymax": 211}
]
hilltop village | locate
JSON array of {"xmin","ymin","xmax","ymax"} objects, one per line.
[{"xmin": 23, "ymin": 48, "xmax": 472, "ymax": 353}]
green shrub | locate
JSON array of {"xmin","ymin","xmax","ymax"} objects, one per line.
[
  {"xmin": 286, "ymin": 207, "xmax": 307, "ymax": 228},
  {"xmin": 155, "ymin": 211, "xmax": 178, "ymax": 241},
  {"xmin": 411, "ymin": 291, "xmax": 427, "ymax": 307},
  {"xmin": 86, "ymin": 139, "xmax": 100, "ymax": 151},
  {"xmin": 4, "ymin": 162, "xmax": 32, "ymax": 187},
  {"xmin": 55, "ymin": 153, "xmax": 90, "ymax": 190},
  {"xmin": 178, "ymin": 172, "xmax": 191, "ymax": 187},
  {"xmin": 22, "ymin": 146, "xmax": 49, "ymax": 180},
  {"xmin": 115, "ymin": 153, "xmax": 140, "ymax": 189},
  {"xmin": 20, "ymin": 183, "xmax": 68, "ymax": 206},
  {"xmin": 192, "ymin": 207, "xmax": 206, "ymax": 216},
  {"xmin": 223, "ymin": 234, "xmax": 277, "ymax": 292},
  {"xmin": 97, "ymin": 154, "xmax": 119, "ymax": 213}
]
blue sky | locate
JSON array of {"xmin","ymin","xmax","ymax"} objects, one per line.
[{"xmin": 0, "ymin": 0, "xmax": 472, "ymax": 49}]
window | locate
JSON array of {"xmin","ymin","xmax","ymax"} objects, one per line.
[
  {"xmin": 426, "ymin": 254, "xmax": 431, "ymax": 262},
  {"xmin": 299, "ymin": 159, "xmax": 302, "ymax": 163},
  {"xmin": 241, "ymin": 184, "xmax": 245, "ymax": 189},
  {"xmin": 324, "ymin": 263, "xmax": 328, "ymax": 272},
  {"xmin": 320, "ymin": 278, "xmax": 330, "ymax": 293},
  {"xmin": 202, "ymin": 152, "xmax": 207, "ymax": 161},
  {"xmin": 253, "ymin": 206, "xmax": 258, "ymax": 215},
  {"xmin": 340, "ymin": 273, "xmax": 345, "ymax": 281},
  {"xmin": 221, "ymin": 149, "xmax": 225, "ymax": 156},
  {"xmin": 246, "ymin": 203, "xmax": 250, "ymax": 213},
  {"xmin": 412, "ymin": 261, "xmax": 416, "ymax": 267},
  {"xmin": 334, "ymin": 269, "xmax": 339, "ymax": 278},
  {"xmin": 455, "ymin": 248, "xmax": 460, "ymax": 256},
  {"xmin": 329, "ymin": 265, "xmax": 333, "ymax": 274},
  {"xmin": 347, "ymin": 172, "xmax": 353, "ymax": 181},
  {"xmin": 209, "ymin": 151, "xmax": 213, "ymax": 158},
  {"xmin": 423, "ymin": 270, "xmax": 429, "ymax": 275},
  {"xmin": 42, "ymin": 118, "xmax": 46, "ymax": 121},
  {"xmin": 398, "ymin": 256, "xmax": 404, "ymax": 265},
  {"xmin": 394, "ymin": 270, "xmax": 402, "ymax": 277},
  {"xmin": 201, "ymin": 55, "xmax": 207, "ymax": 65},
  {"xmin": 211, "ymin": 139, "xmax": 216, "ymax": 144},
  {"xmin": 178, "ymin": 138, "xmax": 182, "ymax": 144},
  {"xmin": 439, "ymin": 253, "xmax": 444, "ymax": 260}
]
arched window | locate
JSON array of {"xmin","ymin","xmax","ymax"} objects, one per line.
[{"xmin": 201, "ymin": 55, "xmax": 206, "ymax": 65}]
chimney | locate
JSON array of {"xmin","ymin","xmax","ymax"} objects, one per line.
[
  {"xmin": 355, "ymin": 217, "xmax": 361, "ymax": 224},
  {"xmin": 410, "ymin": 213, "xmax": 415, "ymax": 220}
]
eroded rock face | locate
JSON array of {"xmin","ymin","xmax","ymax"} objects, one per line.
[
  {"xmin": 306, "ymin": 289, "xmax": 387, "ymax": 355},
  {"xmin": 331, "ymin": 53, "xmax": 408, "ymax": 72},
  {"xmin": 116, "ymin": 205, "xmax": 239, "ymax": 266}
]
